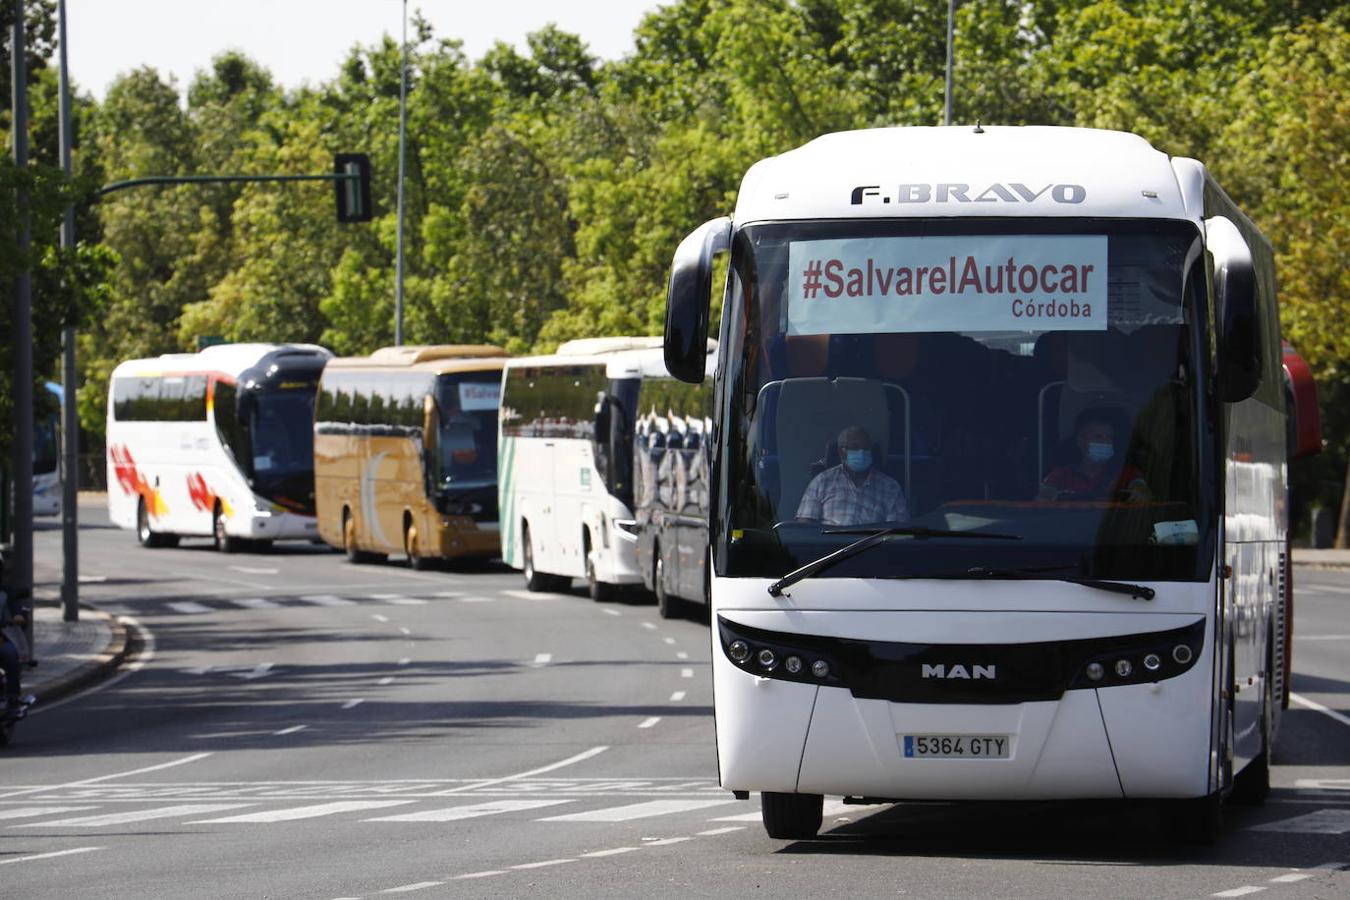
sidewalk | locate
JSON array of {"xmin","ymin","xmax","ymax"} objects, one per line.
[
  {"xmin": 1292, "ymin": 548, "xmax": 1350, "ymax": 569},
  {"xmin": 22, "ymin": 602, "xmax": 129, "ymax": 705}
]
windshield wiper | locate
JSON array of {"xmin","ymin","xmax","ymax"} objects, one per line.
[
  {"xmin": 766, "ymin": 525, "xmax": 1021, "ymax": 597},
  {"xmin": 962, "ymin": 565, "xmax": 1155, "ymax": 600}
]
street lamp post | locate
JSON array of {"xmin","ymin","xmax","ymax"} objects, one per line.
[
  {"xmin": 58, "ymin": 0, "xmax": 79, "ymax": 622},
  {"xmin": 9, "ymin": 0, "xmax": 35, "ymax": 636}
]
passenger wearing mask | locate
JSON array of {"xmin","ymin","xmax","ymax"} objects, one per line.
[
  {"xmin": 795, "ymin": 426, "xmax": 909, "ymax": 526},
  {"xmin": 1038, "ymin": 409, "xmax": 1151, "ymax": 502}
]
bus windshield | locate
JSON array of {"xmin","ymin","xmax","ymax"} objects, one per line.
[
  {"xmin": 720, "ymin": 218, "xmax": 1215, "ymax": 583},
  {"xmin": 432, "ymin": 372, "xmax": 501, "ymax": 493},
  {"xmin": 246, "ymin": 387, "xmax": 317, "ymax": 512}
]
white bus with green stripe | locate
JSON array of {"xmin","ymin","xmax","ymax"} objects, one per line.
[{"xmin": 499, "ymin": 337, "xmax": 677, "ymax": 599}]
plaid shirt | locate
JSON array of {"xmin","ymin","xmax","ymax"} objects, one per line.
[{"xmin": 795, "ymin": 465, "xmax": 909, "ymax": 526}]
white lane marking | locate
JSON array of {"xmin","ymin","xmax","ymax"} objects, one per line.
[
  {"xmin": 711, "ymin": 799, "xmax": 874, "ymax": 823},
  {"xmin": 1291, "ymin": 693, "xmax": 1350, "ymax": 729},
  {"xmin": 399, "ymin": 627, "xmax": 412, "ymax": 636},
  {"xmin": 380, "ymin": 882, "xmax": 444, "ymax": 894},
  {"xmin": 579, "ymin": 847, "xmax": 639, "ymax": 858},
  {"xmin": 431, "ymin": 746, "xmax": 609, "ymax": 796},
  {"xmin": 0, "ymin": 806, "xmax": 98, "ymax": 820},
  {"xmin": 1250, "ymin": 810, "xmax": 1350, "ymax": 834},
  {"xmin": 434, "ymin": 591, "xmax": 459, "ymax": 598},
  {"xmin": 638, "ymin": 717, "xmax": 661, "ymax": 729},
  {"xmin": 697, "ymin": 826, "xmax": 744, "ymax": 836},
  {"xmin": 398, "ymin": 658, "xmax": 412, "ymax": 666},
  {"xmin": 1295, "ymin": 634, "xmax": 1350, "ymax": 641},
  {"xmin": 369, "ymin": 799, "xmax": 573, "ymax": 823},
  {"xmin": 0, "ymin": 847, "xmax": 103, "ymax": 867},
  {"xmin": 641, "ymin": 623, "xmax": 658, "ymax": 631},
  {"xmin": 386, "ymin": 598, "xmax": 428, "ymax": 606},
  {"xmin": 455, "ymin": 871, "xmax": 505, "ymax": 880},
  {"xmin": 274, "ymin": 725, "xmax": 308, "ymax": 736},
  {"xmin": 681, "ymin": 668, "xmax": 694, "ymax": 678},
  {"xmin": 192, "ymin": 800, "xmax": 415, "ymax": 823},
  {"xmin": 512, "ymin": 858, "xmax": 576, "ymax": 870},
  {"xmin": 676, "ymin": 651, "xmax": 689, "ymax": 660},
  {"xmin": 378, "ymin": 677, "xmax": 396, "ymax": 686},
  {"xmin": 662, "ymin": 637, "xmax": 677, "ymax": 645},
  {"xmin": 460, "ymin": 596, "xmax": 496, "ymax": 603},
  {"xmin": 167, "ymin": 601, "xmax": 213, "ymax": 615},
  {"xmin": 501, "ymin": 589, "xmax": 563, "ymax": 601},
  {"xmin": 370, "ymin": 593, "xmax": 405, "ymax": 600},
  {"xmin": 233, "ymin": 597, "xmax": 281, "ymax": 610},
  {"xmin": 372, "ymin": 614, "xmax": 390, "ymax": 623},
  {"xmin": 230, "ymin": 566, "xmax": 279, "ymax": 575},
  {"xmin": 539, "ymin": 798, "xmax": 736, "ymax": 823},
  {"xmin": 78, "ymin": 575, "xmax": 108, "ymax": 583},
  {"xmin": 300, "ymin": 594, "xmax": 355, "ymax": 606},
  {"xmin": 1212, "ymin": 888, "xmax": 1265, "ymax": 898},
  {"xmin": 22, "ymin": 803, "xmax": 251, "ymax": 827},
  {"xmin": 1268, "ymin": 862, "xmax": 1348, "ymax": 884},
  {"xmin": 602, "ymin": 609, "xmax": 621, "ymax": 616},
  {"xmin": 534, "ymin": 653, "xmax": 553, "ymax": 666},
  {"xmin": 670, "ymin": 691, "xmax": 686, "ymax": 702},
  {"xmin": 643, "ymin": 836, "xmax": 691, "ymax": 846},
  {"xmin": 7, "ymin": 752, "xmax": 214, "ymax": 799},
  {"xmin": 341, "ymin": 699, "xmax": 364, "ymax": 710}
]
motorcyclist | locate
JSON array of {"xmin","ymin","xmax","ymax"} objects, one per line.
[{"xmin": 0, "ymin": 557, "xmax": 31, "ymax": 720}]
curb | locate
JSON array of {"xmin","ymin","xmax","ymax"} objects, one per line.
[{"xmin": 30, "ymin": 605, "xmax": 131, "ymax": 707}]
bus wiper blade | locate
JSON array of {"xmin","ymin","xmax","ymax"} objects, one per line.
[
  {"xmin": 767, "ymin": 526, "xmax": 1021, "ymax": 598},
  {"xmin": 964, "ymin": 565, "xmax": 1156, "ymax": 600}
]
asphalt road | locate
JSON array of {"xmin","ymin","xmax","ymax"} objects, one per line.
[{"xmin": 4, "ymin": 498, "xmax": 1348, "ymax": 899}]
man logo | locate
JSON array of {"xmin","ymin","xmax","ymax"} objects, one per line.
[{"xmin": 921, "ymin": 663, "xmax": 997, "ymax": 680}]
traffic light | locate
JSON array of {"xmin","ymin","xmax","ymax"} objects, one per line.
[{"xmin": 334, "ymin": 153, "xmax": 373, "ymax": 223}]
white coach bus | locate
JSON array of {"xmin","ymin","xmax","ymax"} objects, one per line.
[
  {"xmin": 499, "ymin": 337, "xmax": 671, "ymax": 599},
  {"xmin": 663, "ymin": 126, "xmax": 1296, "ymax": 841},
  {"xmin": 107, "ymin": 343, "xmax": 331, "ymax": 551}
]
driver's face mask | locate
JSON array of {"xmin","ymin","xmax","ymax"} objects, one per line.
[
  {"xmin": 843, "ymin": 448, "xmax": 873, "ymax": 473},
  {"xmin": 1085, "ymin": 442, "xmax": 1114, "ymax": 464}
]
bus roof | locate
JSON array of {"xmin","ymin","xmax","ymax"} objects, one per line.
[
  {"xmin": 110, "ymin": 343, "xmax": 331, "ymax": 379},
  {"xmin": 734, "ymin": 125, "xmax": 1196, "ymax": 224},
  {"xmin": 324, "ymin": 345, "xmax": 508, "ymax": 376},
  {"xmin": 555, "ymin": 336, "xmax": 664, "ymax": 356},
  {"xmin": 508, "ymin": 340, "xmax": 717, "ymax": 380}
]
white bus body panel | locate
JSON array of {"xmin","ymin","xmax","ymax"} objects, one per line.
[{"xmin": 712, "ymin": 577, "xmax": 1217, "ymax": 801}]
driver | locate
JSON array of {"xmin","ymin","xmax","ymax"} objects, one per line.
[
  {"xmin": 795, "ymin": 426, "xmax": 909, "ymax": 526},
  {"xmin": 1038, "ymin": 408, "xmax": 1150, "ymax": 502}
]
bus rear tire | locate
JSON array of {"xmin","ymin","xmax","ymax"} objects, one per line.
[
  {"xmin": 137, "ymin": 498, "xmax": 176, "ymax": 548},
  {"xmin": 761, "ymin": 792, "xmax": 823, "ymax": 840}
]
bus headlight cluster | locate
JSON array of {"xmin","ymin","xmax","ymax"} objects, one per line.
[
  {"xmin": 720, "ymin": 627, "xmax": 838, "ymax": 686},
  {"xmin": 1075, "ymin": 637, "xmax": 1201, "ymax": 690}
]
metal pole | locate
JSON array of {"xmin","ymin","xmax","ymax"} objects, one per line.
[
  {"xmin": 58, "ymin": 0, "xmax": 79, "ymax": 622},
  {"xmin": 944, "ymin": 0, "xmax": 955, "ymax": 126},
  {"xmin": 10, "ymin": 0, "xmax": 35, "ymax": 640},
  {"xmin": 393, "ymin": 0, "xmax": 407, "ymax": 346}
]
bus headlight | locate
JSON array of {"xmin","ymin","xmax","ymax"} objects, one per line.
[
  {"xmin": 1114, "ymin": 659, "xmax": 1133, "ymax": 678},
  {"xmin": 728, "ymin": 640, "xmax": 750, "ymax": 663},
  {"xmin": 1143, "ymin": 653, "xmax": 1162, "ymax": 672},
  {"xmin": 810, "ymin": 660, "xmax": 830, "ymax": 679},
  {"xmin": 757, "ymin": 648, "xmax": 777, "ymax": 670},
  {"xmin": 784, "ymin": 655, "xmax": 803, "ymax": 675},
  {"xmin": 1172, "ymin": 644, "xmax": 1193, "ymax": 665},
  {"xmin": 1085, "ymin": 662, "xmax": 1105, "ymax": 681}
]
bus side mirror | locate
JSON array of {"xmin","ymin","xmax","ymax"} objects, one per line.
[
  {"xmin": 665, "ymin": 216, "xmax": 730, "ymax": 384},
  {"xmin": 1206, "ymin": 216, "xmax": 1261, "ymax": 403},
  {"xmin": 422, "ymin": 395, "xmax": 439, "ymax": 453}
]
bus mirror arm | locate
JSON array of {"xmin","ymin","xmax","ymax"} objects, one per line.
[
  {"xmin": 665, "ymin": 217, "xmax": 731, "ymax": 384},
  {"xmin": 1206, "ymin": 216, "xmax": 1261, "ymax": 403}
]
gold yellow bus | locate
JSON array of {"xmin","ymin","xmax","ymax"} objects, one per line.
[{"xmin": 314, "ymin": 345, "xmax": 507, "ymax": 567}]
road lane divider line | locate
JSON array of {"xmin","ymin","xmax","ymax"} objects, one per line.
[
  {"xmin": 372, "ymin": 613, "xmax": 390, "ymax": 623},
  {"xmin": 20, "ymin": 803, "xmax": 252, "ymax": 827},
  {"xmin": 579, "ymin": 847, "xmax": 640, "ymax": 858},
  {"xmin": 167, "ymin": 601, "xmax": 212, "ymax": 615},
  {"xmin": 274, "ymin": 725, "xmax": 308, "ymax": 736},
  {"xmin": 681, "ymin": 668, "xmax": 694, "ymax": 678},
  {"xmin": 0, "ymin": 846, "xmax": 103, "ymax": 866},
  {"xmin": 662, "ymin": 637, "xmax": 677, "ymax": 645},
  {"xmin": 191, "ymin": 800, "xmax": 415, "ymax": 824},
  {"xmin": 676, "ymin": 651, "xmax": 689, "ymax": 660},
  {"xmin": 1268, "ymin": 862, "xmax": 1349, "ymax": 884},
  {"xmin": 638, "ymin": 717, "xmax": 661, "ymax": 729},
  {"xmin": 534, "ymin": 653, "xmax": 553, "ymax": 666},
  {"xmin": 300, "ymin": 594, "xmax": 355, "ymax": 606},
  {"xmin": 234, "ymin": 597, "xmax": 281, "ymax": 610},
  {"xmin": 643, "ymin": 837, "xmax": 692, "ymax": 846},
  {"xmin": 399, "ymin": 627, "xmax": 412, "ymax": 636},
  {"xmin": 454, "ymin": 871, "xmax": 505, "ymax": 880},
  {"xmin": 538, "ymin": 798, "xmax": 736, "ymax": 823},
  {"xmin": 378, "ymin": 677, "xmax": 396, "ymax": 686},
  {"xmin": 1290, "ymin": 693, "xmax": 1350, "ymax": 729},
  {"xmin": 7, "ymin": 751, "xmax": 215, "ymax": 799},
  {"xmin": 459, "ymin": 596, "xmax": 496, "ymax": 603},
  {"xmin": 386, "ymin": 598, "xmax": 428, "ymax": 605},
  {"xmin": 670, "ymin": 691, "xmax": 686, "ymax": 702},
  {"xmin": 641, "ymin": 623, "xmax": 658, "ymax": 631},
  {"xmin": 341, "ymin": 699, "xmax": 364, "ymax": 710},
  {"xmin": 379, "ymin": 882, "xmax": 444, "ymax": 893},
  {"xmin": 430, "ymin": 746, "xmax": 609, "ymax": 796},
  {"xmin": 0, "ymin": 806, "xmax": 99, "ymax": 820},
  {"xmin": 398, "ymin": 658, "xmax": 412, "ymax": 666},
  {"xmin": 368, "ymin": 799, "xmax": 573, "ymax": 823},
  {"xmin": 1212, "ymin": 888, "xmax": 1265, "ymax": 898},
  {"xmin": 697, "ymin": 826, "xmax": 744, "ymax": 836},
  {"xmin": 511, "ymin": 859, "xmax": 576, "ymax": 870},
  {"xmin": 603, "ymin": 608, "xmax": 621, "ymax": 616}
]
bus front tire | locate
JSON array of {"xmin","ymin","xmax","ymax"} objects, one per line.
[
  {"xmin": 405, "ymin": 523, "xmax": 435, "ymax": 571},
  {"xmin": 760, "ymin": 792, "xmax": 823, "ymax": 840},
  {"xmin": 654, "ymin": 550, "xmax": 680, "ymax": 620},
  {"xmin": 522, "ymin": 524, "xmax": 565, "ymax": 592},
  {"xmin": 584, "ymin": 531, "xmax": 618, "ymax": 602},
  {"xmin": 213, "ymin": 506, "xmax": 243, "ymax": 554},
  {"xmin": 137, "ymin": 498, "xmax": 177, "ymax": 548},
  {"xmin": 1232, "ymin": 639, "xmax": 1275, "ymax": 807},
  {"xmin": 343, "ymin": 511, "xmax": 381, "ymax": 564}
]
